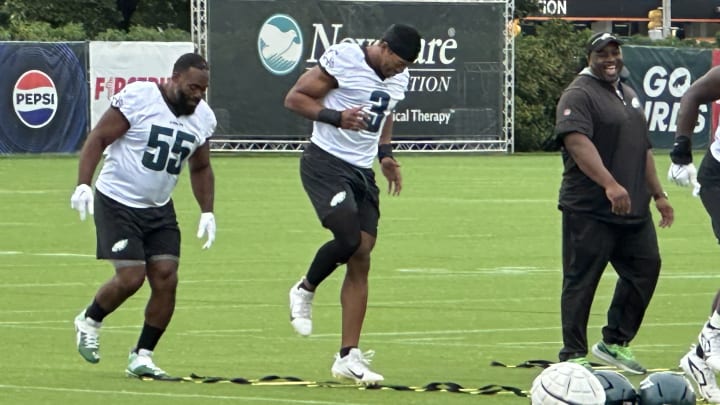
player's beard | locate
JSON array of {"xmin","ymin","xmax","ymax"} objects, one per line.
[{"xmin": 173, "ymin": 90, "xmax": 199, "ymax": 116}]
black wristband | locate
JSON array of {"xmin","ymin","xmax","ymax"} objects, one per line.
[
  {"xmin": 317, "ymin": 108, "xmax": 342, "ymax": 127},
  {"xmin": 378, "ymin": 143, "xmax": 394, "ymax": 163},
  {"xmin": 670, "ymin": 135, "xmax": 693, "ymax": 164}
]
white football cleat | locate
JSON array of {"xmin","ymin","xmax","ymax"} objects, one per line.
[
  {"xmin": 289, "ymin": 279, "xmax": 313, "ymax": 336},
  {"xmin": 331, "ymin": 348, "xmax": 384, "ymax": 385},
  {"xmin": 680, "ymin": 346, "xmax": 720, "ymax": 403},
  {"xmin": 74, "ymin": 310, "xmax": 101, "ymax": 364},
  {"xmin": 126, "ymin": 349, "xmax": 168, "ymax": 378},
  {"xmin": 699, "ymin": 322, "xmax": 720, "ymax": 371}
]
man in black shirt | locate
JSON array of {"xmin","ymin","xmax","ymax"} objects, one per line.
[{"xmin": 554, "ymin": 32, "xmax": 674, "ymax": 374}]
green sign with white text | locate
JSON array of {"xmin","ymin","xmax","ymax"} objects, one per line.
[{"xmin": 622, "ymin": 45, "xmax": 712, "ymax": 149}]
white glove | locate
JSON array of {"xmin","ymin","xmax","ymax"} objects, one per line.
[
  {"xmin": 668, "ymin": 163, "xmax": 697, "ymax": 187},
  {"xmin": 70, "ymin": 184, "xmax": 94, "ymax": 221},
  {"xmin": 196, "ymin": 212, "xmax": 216, "ymax": 249},
  {"xmin": 693, "ymin": 179, "xmax": 701, "ymax": 197}
]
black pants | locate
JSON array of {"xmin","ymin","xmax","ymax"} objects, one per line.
[{"xmin": 558, "ymin": 210, "xmax": 661, "ymax": 361}]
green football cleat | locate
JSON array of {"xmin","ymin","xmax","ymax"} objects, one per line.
[
  {"xmin": 592, "ymin": 341, "xmax": 646, "ymax": 375},
  {"xmin": 74, "ymin": 310, "xmax": 101, "ymax": 364},
  {"xmin": 126, "ymin": 349, "xmax": 168, "ymax": 378}
]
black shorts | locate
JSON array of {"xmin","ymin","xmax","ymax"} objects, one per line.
[
  {"xmin": 93, "ymin": 191, "xmax": 180, "ymax": 261},
  {"xmin": 700, "ymin": 184, "xmax": 720, "ymax": 244},
  {"xmin": 300, "ymin": 142, "xmax": 380, "ymax": 236}
]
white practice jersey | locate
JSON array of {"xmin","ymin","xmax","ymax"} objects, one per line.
[
  {"xmin": 95, "ymin": 81, "xmax": 216, "ymax": 208},
  {"xmin": 311, "ymin": 43, "xmax": 409, "ymax": 168}
]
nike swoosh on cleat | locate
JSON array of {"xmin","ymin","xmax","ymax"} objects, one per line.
[{"xmin": 349, "ymin": 369, "xmax": 364, "ymax": 379}]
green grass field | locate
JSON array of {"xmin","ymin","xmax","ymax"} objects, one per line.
[{"xmin": 0, "ymin": 152, "xmax": 716, "ymax": 404}]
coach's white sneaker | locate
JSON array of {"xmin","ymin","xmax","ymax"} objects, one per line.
[
  {"xmin": 289, "ymin": 279, "xmax": 313, "ymax": 336},
  {"xmin": 680, "ymin": 346, "xmax": 720, "ymax": 403},
  {"xmin": 700, "ymin": 322, "xmax": 720, "ymax": 371},
  {"xmin": 331, "ymin": 348, "xmax": 384, "ymax": 385}
]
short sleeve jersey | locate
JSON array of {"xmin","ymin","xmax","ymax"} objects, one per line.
[
  {"xmin": 310, "ymin": 43, "xmax": 409, "ymax": 169},
  {"xmin": 95, "ymin": 81, "xmax": 216, "ymax": 208},
  {"xmin": 555, "ymin": 74, "xmax": 651, "ymax": 224}
]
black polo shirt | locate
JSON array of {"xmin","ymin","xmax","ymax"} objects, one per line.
[{"xmin": 555, "ymin": 73, "xmax": 652, "ymax": 224}]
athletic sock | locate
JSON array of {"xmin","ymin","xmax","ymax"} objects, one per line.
[
  {"xmin": 298, "ymin": 278, "xmax": 315, "ymax": 292},
  {"xmin": 135, "ymin": 323, "xmax": 165, "ymax": 352},
  {"xmin": 340, "ymin": 346, "xmax": 357, "ymax": 358},
  {"xmin": 86, "ymin": 298, "xmax": 109, "ymax": 323}
]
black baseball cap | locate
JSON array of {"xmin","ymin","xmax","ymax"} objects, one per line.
[{"xmin": 586, "ymin": 32, "xmax": 623, "ymax": 55}]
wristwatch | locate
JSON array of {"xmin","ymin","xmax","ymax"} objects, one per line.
[{"xmin": 652, "ymin": 191, "xmax": 668, "ymax": 201}]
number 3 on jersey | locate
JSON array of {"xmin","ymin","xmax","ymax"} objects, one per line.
[
  {"xmin": 365, "ymin": 90, "xmax": 391, "ymax": 133},
  {"xmin": 142, "ymin": 125, "xmax": 195, "ymax": 174}
]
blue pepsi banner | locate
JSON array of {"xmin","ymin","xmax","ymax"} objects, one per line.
[{"xmin": 0, "ymin": 42, "xmax": 88, "ymax": 153}]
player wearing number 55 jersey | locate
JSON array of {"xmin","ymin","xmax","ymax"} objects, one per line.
[
  {"xmin": 284, "ymin": 24, "xmax": 421, "ymax": 384},
  {"xmin": 70, "ymin": 53, "xmax": 216, "ymax": 378}
]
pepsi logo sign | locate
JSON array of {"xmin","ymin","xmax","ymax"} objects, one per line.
[{"xmin": 13, "ymin": 70, "xmax": 58, "ymax": 128}]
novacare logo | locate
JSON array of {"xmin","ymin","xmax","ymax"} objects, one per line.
[
  {"xmin": 258, "ymin": 14, "xmax": 303, "ymax": 75},
  {"xmin": 304, "ymin": 23, "xmax": 458, "ymax": 93},
  {"xmin": 305, "ymin": 23, "xmax": 458, "ymax": 66}
]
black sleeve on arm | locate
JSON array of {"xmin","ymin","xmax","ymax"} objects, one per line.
[{"xmin": 554, "ymin": 87, "xmax": 594, "ymax": 145}]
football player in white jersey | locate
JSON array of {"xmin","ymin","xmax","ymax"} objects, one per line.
[
  {"xmin": 70, "ymin": 53, "xmax": 217, "ymax": 378},
  {"xmin": 284, "ymin": 24, "xmax": 421, "ymax": 384},
  {"xmin": 670, "ymin": 65, "xmax": 720, "ymax": 403}
]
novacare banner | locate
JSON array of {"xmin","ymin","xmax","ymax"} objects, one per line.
[
  {"xmin": 209, "ymin": 0, "xmax": 506, "ymax": 139},
  {"xmin": 89, "ymin": 41, "xmax": 194, "ymax": 128}
]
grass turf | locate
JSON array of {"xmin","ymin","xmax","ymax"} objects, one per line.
[{"xmin": 0, "ymin": 152, "xmax": 713, "ymax": 404}]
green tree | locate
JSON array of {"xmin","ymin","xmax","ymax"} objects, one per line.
[
  {"xmin": 3, "ymin": 0, "xmax": 119, "ymax": 37},
  {"xmin": 95, "ymin": 25, "xmax": 189, "ymax": 41},
  {"xmin": 7, "ymin": 20, "xmax": 85, "ymax": 41},
  {"xmin": 131, "ymin": 0, "xmax": 190, "ymax": 31},
  {"xmin": 515, "ymin": 0, "xmax": 540, "ymax": 19},
  {"xmin": 0, "ymin": 0, "xmax": 190, "ymax": 38},
  {"xmin": 514, "ymin": 20, "xmax": 587, "ymax": 151}
]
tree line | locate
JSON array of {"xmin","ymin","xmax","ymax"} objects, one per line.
[{"xmin": 0, "ymin": 0, "xmax": 190, "ymax": 40}]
